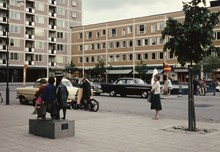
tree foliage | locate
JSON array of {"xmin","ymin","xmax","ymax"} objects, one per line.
[
  {"xmin": 200, "ymin": 55, "xmax": 220, "ymax": 74},
  {"xmin": 65, "ymin": 61, "xmax": 79, "ymax": 74},
  {"xmin": 135, "ymin": 59, "xmax": 148, "ymax": 76},
  {"xmin": 93, "ymin": 58, "xmax": 106, "ymax": 76},
  {"xmin": 161, "ymin": 0, "xmax": 220, "ymax": 65}
]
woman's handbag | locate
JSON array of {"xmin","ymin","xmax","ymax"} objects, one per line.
[{"xmin": 147, "ymin": 92, "xmax": 153, "ymax": 103}]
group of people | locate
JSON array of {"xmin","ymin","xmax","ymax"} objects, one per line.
[
  {"xmin": 33, "ymin": 75, "xmax": 69, "ymax": 120},
  {"xmin": 193, "ymin": 77, "xmax": 216, "ymax": 96}
]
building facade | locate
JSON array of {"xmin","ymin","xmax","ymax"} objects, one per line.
[
  {"xmin": 0, "ymin": 0, "xmax": 82, "ymax": 82},
  {"xmin": 71, "ymin": 6, "xmax": 220, "ymax": 83}
]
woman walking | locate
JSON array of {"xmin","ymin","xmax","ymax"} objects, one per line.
[{"xmin": 151, "ymin": 75, "xmax": 162, "ymax": 120}]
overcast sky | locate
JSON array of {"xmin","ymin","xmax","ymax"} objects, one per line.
[{"xmin": 82, "ymin": 0, "xmax": 212, "ymax": 25}]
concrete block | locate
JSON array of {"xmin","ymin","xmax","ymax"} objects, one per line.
[{"xmin": 29, "ymin": 119, "xmax": 75, "ymax": 139}]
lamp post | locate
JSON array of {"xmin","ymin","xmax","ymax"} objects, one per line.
[
  {"xmin": 5, "ymin": 0, "xmax": 24, "ymax": 105},
  {"xmin": 6, "ymin": 0, "xmax": 10, "ymax": 105}
]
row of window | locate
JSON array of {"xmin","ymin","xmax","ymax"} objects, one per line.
[
  {"xmin": 79, "ymin": 22, "xmax": 165, "ymax": 40},
  {"xmin": 78, "ymin": 51, "xmax": 174, "ymax": 63},
  {"xmin": 78, "ymin": 37, "xmax": 164, "ymax": 51}
]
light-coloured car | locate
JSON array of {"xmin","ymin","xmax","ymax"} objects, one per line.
[{"xmin": 16, "ymin": 78, "xmax": 78, "ymax": 105}]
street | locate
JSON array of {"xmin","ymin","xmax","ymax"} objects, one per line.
[{"xmin": 0, "ymin": 83, "xmax": 220, "ymax": 123}]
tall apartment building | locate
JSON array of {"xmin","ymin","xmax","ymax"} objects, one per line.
[
  {"xmin": 71, "ymin": 6, "xmax": 220, "ymax": 83},
  {"xmin": 0, "ymin": 0, "xmax": 82, "ymax": 82}
]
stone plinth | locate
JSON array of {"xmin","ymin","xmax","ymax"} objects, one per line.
[{"xmin": 29, "ymin": 119, "xmax": 75, "ymax": 139}]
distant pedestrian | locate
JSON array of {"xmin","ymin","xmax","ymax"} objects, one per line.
[
  {"xmin": 150, "ymin": 75, "xmax": 162, "ymax": 120},
  {"xmin": 198, "ymin": 78, "xmax": 205, "ymax": 96},
  {"xmin": 56, "ymin": 75, "xmax": 69, "ymax": 119},
  {"xmin": 209, "ymin": 80, "xmax": 216, "ymax": 96},
  {"xmin": 193, "ymin": 77, "xmax": 198, "ymax": 95}
]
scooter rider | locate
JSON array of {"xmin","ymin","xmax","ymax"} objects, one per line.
[{"xmin": 76, "ymin": 78, "xmax": 92, "ymax": 109}]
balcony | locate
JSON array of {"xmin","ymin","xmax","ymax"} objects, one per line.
[
  {"xmin": 25, "ymin": 61, "xmax": 34, "ymax": 65},
  {"xmin": 49, "ymin": 0, "xmax": 57, "ymax": 5},
  {"xmin": 26, "ymin": 7, "xmax": 35, "ymax": 13},
  {"xmin": 0, "ymin": 16, "xmax": 7, "ymax": 22},
  {"xmin": 0, "ymin": 45, "xmax": 7, "ymax": 50},
  {"xmin": 49, "ymin": 24, "xmax": 57, "ymax": 30},
  {"xmin": 49, "ymin": 37, "xmax": 57, "ymax": 42},
  {"xmin": 49, "ymin": 62, "xmax": 56, "ymax": 66},
  {"xmin": 25, "ymin": 34, "xmax": 35, "ymax": 39},
  {"xmin": 0, "ymin": 2, "xmax": 7, "ymax": 8},
  {"xmin": 49, "ymin": 12, "xmax": 57, "ymax": 18},
  {"xmin": 0, "ymin": 59, "xmax": 6, "ymax": 64},
  {"xmin": 49, "ymin": 49, "xmax": 56, "ymax": 54},
  {"xmin": 25, "ymin": 21, "xmax": 35, "ymax": 26},
  {"xmin": 25, "ymin": 47, "xmax": 35, "ymax": 53},
  {"xmin": 0, "ymin": 31, "xmax": 7, "ymax": 37}
]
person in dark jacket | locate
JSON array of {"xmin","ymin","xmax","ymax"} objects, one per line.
[
  {"xmin": 56, "ymin": 75, "xmax": 69, "ymax": 119},
  {"xmin": 42, "ymin": 77, "xmax": 58, "ymax": 119}
]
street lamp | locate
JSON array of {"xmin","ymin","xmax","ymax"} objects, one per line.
[{"xmin": 6, "ymin": 0, "xmax": 24, "ymax": 105}]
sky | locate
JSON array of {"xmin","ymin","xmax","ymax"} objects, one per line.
[{"xmin": 82, "ymin": 0, "xmax": 212, "ymax": 25}]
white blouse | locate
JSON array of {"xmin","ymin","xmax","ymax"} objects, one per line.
[{"xmin": 151, "ymin": 81, "xmax": 161, "ymax": 94}]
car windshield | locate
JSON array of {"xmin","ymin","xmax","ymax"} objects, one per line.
[
  {"xmin": 135, "ymin": 79, "xmax": 145, "ymax": 84},
  {"xmin": 33, "ymin": 79, "xmax": 73, "ymax": 88}
]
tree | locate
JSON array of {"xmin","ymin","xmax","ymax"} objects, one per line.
[
  {"xmin": 161, "ymin": 0, "xmax": 220, "ymax": 131},
  {"xmin": 135, "ymin": 59, "xmax": 148, "ymax": 80},
  {"xmin": 65, "ymin": 61, "xmax": 79, "ymax": 74},
  {"xmin": 93, "ymin": 58, "xmax": 106, "ymax": 81}
]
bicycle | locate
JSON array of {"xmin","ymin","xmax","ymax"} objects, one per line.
[{"xmin": 0, "ymin": 93, "xmax": 3, "ymax": 103}]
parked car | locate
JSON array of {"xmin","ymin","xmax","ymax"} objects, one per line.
[
  {"xmin": 101, "ymin": 77, "xmax": 151, "ymax": 98},
  {"xmin": 68, "ymin": 78, "xmax": 102, "ymax": 95},
  {"xmin": 16, "ymin": 78, "xmax": 78, "ymax": 105}
]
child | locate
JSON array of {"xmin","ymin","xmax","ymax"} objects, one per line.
[{"xmin": 32, "ymin": 78, "xmax": 47, "ymax": 114}]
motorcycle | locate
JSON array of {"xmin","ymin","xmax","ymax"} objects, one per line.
[{"xmin": 68, "ymin": 88, "xmax": 99, "ymax": 112}]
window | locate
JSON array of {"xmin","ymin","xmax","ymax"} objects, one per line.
[
  {"xmin": 168, "ymin": 51, "xmax": 174, "ymax": 59},
  {"xmin": 91, "ymin": 56, "xmax": 95, "ymax": 62},
  {"xmin": 151, "ymin": 25, "xmax": 156, "ymax": 33},
  {"xmin": 79, "ymin": 57, "xmax": 82, "ymax": 63},
  {"xmin": 57, "ymin": 56, "xmax": 64, "ymax": 63},
  {"xmin": 57, "ymin": 32, "xmax": 64, "ymax": 39},
  {"xmin": 121, "ymin": 41, "xmax": 126, "ymax": 48},
  {"xmin": 143, "ymin": 39, "xmax": 148, "ymax": 46},
  {"xmin": 10, "ymin": 25, "xmax": 19, "ymax": 33},
  {"xmin": 84, "ymin": 44, "xmax": 88, "ymax": 50},
  {"xmin": 57, "ymin": 44, "xmax": 63, "ymax": 51},
  {"xmin": 36, "ymin": 16, "xmax": 44, "ymax": 24},
  {"xmin": 96, "ymin": 43, "xmax": 100, "ymax": 50},
  {"xmin": 10, "ymin": 53, "xmax": 18, "ymax": 60},
  {"xmin": 79, "ymin": 45, "xmax": 83, "ymax": 51},
  {"xmin": 122, "ymin": 29, "xmax": 126, "ymax": 36},
  {"xmin": 57, "ymin": 19, "xmax": 65, "ymax": 27},
  {"xmin": 90, "ymin": 44, "xmax": 94, "ymax": 50},
  {"xmin": 144, "ymin": 53, "xmax": 148, "ymax": 60},
  {"xmin": 128, "ymin": 40, "xmax": 133, "ymax": 47},
  {"xmin": 57, "ymin": 7, "xmax": 65, "ymax": 15},
  {"xmin": 108, "ymin": 55, "xmax": 113, "ymax": 62},
  {"xmin": 157, "ymin": 37, "xmax": 164, "ymax": 45},
  {"xmin": 10, "ymin": 11, "xmax": 20, "ymax": 20},
  {"xmin": 136, "ymin": 39, "xmax": 141, "ymax": 47},
  {"xmin": 72, "ymin": 0, "xmax": 76, "ymax": 6},
  {"xmin": 159, "ymin": 52, "xmax": 163, "ymax": 59},
  {"xmin": 214, "ymin": 32, "xmax": 220, "ymax": 40},
  {"xmin": 108, "ymin": 42, "xmax": 113, "ymax": 49},
  {"xmin": 115, "ymin": 55, "xmax": 120, "ymax": 62},
  {"xmin": 57, "ymin": 0, "xmax": 65, "ymax": 3},
  {"xmin": 151, "ymin": 52, "xmax": 156, "ymax": 59},
  {"xmin": 157, "ymin": 22, "xmax": 164, "ymax": 30},
  {"xmin": 102, "ymin": 43, "xmax": 106, "ymax": 49},
  {"xmin": 35, "ymin": 41, "xmax": 44, "ymax": 49},
  {"xmin": 85, "ymin": 57, "xmax": 89, "ymax": 63},
  {"xmin": 36, "ymin": 2, "xmax": 45, "ymax": 11},
  {"xmin": 102, "ymin": 30, "xmax": 106, "ymax": 36},
  {"xmin": 71, "ymin": 11, "xmax": 76, "ymax": 18},
  {"xmin": 115, "ymin": 41, "xmax": 120, "ymax": 48},
  {"xmin": 122, "ymin": 54, "xmax": 126, "ymax": 61},
  {"xmin": 150, "ymin": 38, "xmax": 156, "ymax": 45},
  {"xmin": 78, "ymin": 32, "xmax": 83, "ymax": 39},
  {"xmin": 87, "ymin": 32, "xmax": 92, "ymax": 39},
  {"xmin": 136, "ymin": 53, "xmax": 141, "ymax": 60},
  {"xmin": 128, "ymin": 54, "xmax": 133, "ymax": 60},
  {"xmin": 96, "ymin": 32, "xmax": 100, "ymax": 38},
  {"xmin": 110, "ymin": 28, "xmax": 117, "ymax": 37},
  {"xmin": 35, "ymin": 28, "xmax": 44, "ymax": 37},
  {"xmin": 127, "ymin": 26, "xmax": 133, "ymax": 34},
  {"xmin": 10, "ymin": 39, "xmax": 20, "ymax": 47},
  {"xmin": 137, "ymin": 24, "xmax": 146, "ymax": 34},
  {"xmin": 35, "ymin": 54, "xmax": 42, "ymax": 61}
]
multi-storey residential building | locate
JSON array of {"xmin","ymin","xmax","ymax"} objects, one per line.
[
  {"xmin": 0, "ymin": 0, "xmax": 82, "ymax": 82},
  {"xmin": 71, "ymin": 5, "xmax": 220, "ymax": 83}
]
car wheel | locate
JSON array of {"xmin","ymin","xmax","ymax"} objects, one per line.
[
  {"xmin": 141, "ymin": 91, "xmax": 148, "ymax": 98},
  {"xmin": 120, "ymin": 93, "xmax": 126, "ymax": 97},
  {"xmin": 109, "ymin": 91, "xmax": 116, "ymax": 96},
  {"xmin": 95, "ymin": 93, "xmax": 101, "ymax": 96},
  {"xmin": 19, "ymin": 96, "xmax": 29, "ymax": 105}
]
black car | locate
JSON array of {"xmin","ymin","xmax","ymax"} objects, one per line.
[
  {"xmin": 101, "ymin": 77, "xmax": 151, "ymax": 98},
  {"xmin": 68, "ymin": 78, "xmax": 102, "ymax": 95}
]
